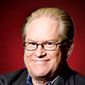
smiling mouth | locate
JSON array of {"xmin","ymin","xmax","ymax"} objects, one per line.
[{"xmin": 32, "ymin": 59, "xmax": 50, "ymax": 63}]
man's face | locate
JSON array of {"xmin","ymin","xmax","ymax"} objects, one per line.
[{"xmin": 24, "ymin": 17, "xmax": 64, "ymax": 79}]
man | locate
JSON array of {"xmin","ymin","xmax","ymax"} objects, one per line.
[{"xmin": 0, "ymin": 7, "xmax": 85, "ymax": 85}]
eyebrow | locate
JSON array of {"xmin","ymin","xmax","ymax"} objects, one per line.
[
  {"xmin": 25, "ymin": 39, "xmax": 36, "ymax": 42},
  {"xmin": 25, "ymin": 39, "xmax": 60, "ymax": 43}
]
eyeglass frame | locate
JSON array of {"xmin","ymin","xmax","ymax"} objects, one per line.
[{"xmin": 23, "ymin": 39, "xmax": 73, "ymax": 51}]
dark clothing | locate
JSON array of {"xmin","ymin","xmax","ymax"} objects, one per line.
[{"xmin": 0, "ymin": 65, "xmax": 85, "ymax": 85}]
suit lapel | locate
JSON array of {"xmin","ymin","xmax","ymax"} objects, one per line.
[{"xmin": 13, "ymin": 69, "xmax": 28, "ymax": 85}]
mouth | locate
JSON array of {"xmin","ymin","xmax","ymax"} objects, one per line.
[{"xmin": 32, "ymin": 59, "xmax": 50, "ymax": 63}]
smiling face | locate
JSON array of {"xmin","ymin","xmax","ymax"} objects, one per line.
[{"xmin": 24, "ymin": 16, "xmax": 65, "ymax": 81}]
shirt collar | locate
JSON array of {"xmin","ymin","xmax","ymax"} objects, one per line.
[
  {"xmin": 26, "ymin": 74, "xmax": 32, "ymax": 85},
  {"xmin": 26, "ymin": 74, "xmax": 59, "ymax": 85}
]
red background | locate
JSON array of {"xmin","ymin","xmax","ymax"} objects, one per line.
[{"xmin": 0, "ymin": 0, "xmax": 85, "ymax": 75}]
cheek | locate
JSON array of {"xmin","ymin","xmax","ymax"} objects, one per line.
[
  {"xmin": 49, "ymin": 48, "xmax": 61, "ymax": 60},
  {"xmin": 24, "ymin": 50, "xmax": 34, "ymax": 57},
  {"xmin": 48, "ymin": 48, "xmax": 62, "ymax": 68},
  {"xmin": 24, "ymin": 50, "xmax": 33, "ymax": 66}
]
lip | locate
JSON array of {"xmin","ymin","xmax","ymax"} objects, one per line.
[{"xmin": 32, "ymin": 59, "xmax": 50, "ymax": 62}]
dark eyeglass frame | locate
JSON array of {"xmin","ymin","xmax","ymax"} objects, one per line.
[{"xmin": 23, "ymin": 39, "xmax": 73, "ymax": 51}]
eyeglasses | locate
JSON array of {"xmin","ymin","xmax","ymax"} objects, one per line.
[{"xmin": 23, "ymin": 39, "xmax": 72, "ymax": 51}]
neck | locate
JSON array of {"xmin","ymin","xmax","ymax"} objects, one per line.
[{"xmin": 32, "ymin": 78, "xmax": 46, "ymax": 85}]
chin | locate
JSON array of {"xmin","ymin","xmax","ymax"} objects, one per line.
[{"xmin": 30, "ymin": 68, "xmax": 57, "ymax": 80}]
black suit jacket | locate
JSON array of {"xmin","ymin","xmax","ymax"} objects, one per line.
[{"xmin": 0, "ymin": 65, "xmax": 85, "ymax": 85}]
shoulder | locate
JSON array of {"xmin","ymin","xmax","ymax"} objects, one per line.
[
  {"xmin": 59, "ymin": 64, "xmax": 85, "ymax": 85},
  {"xmin": 65, "ymin": 69, "xmax": 85, "ymax": 85},
  {"xmin": 74, "ymin": 72, "xmax": 85, "ymax": 84},
  {"xmin": 0, "ymin": 68, "xmax": 28, "ymax": 85}
]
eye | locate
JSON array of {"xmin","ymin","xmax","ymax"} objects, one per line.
[
  {"xmin": 47, "ymin": 42, "xmax": 53, "ymax": 45},
  {"xmin": 45, "ymin": 41, "xmax": 55, "ymax": 47},
  {"xmin": 24, "ymin": 42, "xmax": 37, "ymax": 51},
  {"xmin": 25, "ymin": 42, "xmax": 37, "ymax": 48},
  {"xmin": 28, "ymin": 42, "xmax": 36, "ymax": 45}
]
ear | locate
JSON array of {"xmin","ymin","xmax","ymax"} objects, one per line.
[{"xmin": 67, "ymin": 42, "xmax": 74, "ymax": 57}]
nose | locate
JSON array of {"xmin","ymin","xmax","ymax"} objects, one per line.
[{"xmin": 34, "ymin": 45, "xmax": 46, "ymax": 58}]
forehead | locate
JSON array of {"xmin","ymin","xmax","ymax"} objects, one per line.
[{"xmin": 25, "ymin": 17, "xmax": 62, "ymax": 42}]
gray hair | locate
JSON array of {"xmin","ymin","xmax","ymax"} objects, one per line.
[{"xmin": 22, "ymin": 7, "xmax": 74, "ymax": 42}]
